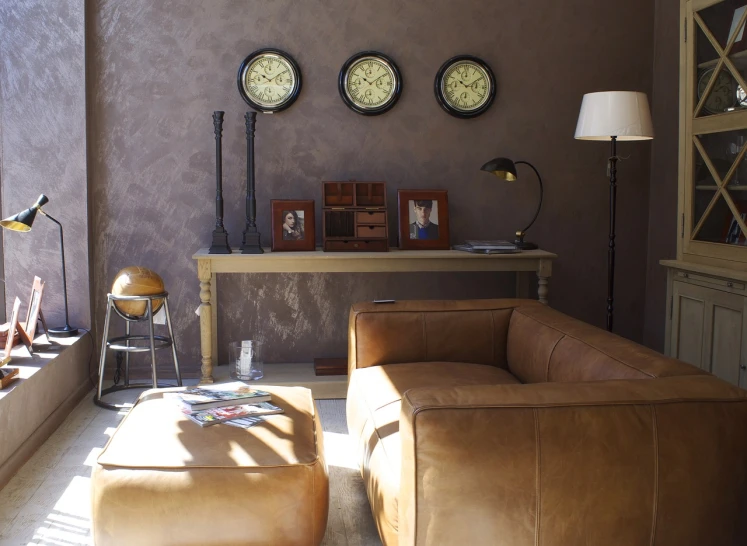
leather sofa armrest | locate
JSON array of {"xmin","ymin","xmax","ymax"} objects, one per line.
[{"xmin": 398, "ymin": 376, "xmax": 747, "ymax": 546}]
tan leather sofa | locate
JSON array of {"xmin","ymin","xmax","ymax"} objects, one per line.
[{"xmin": 346, "ymin": 299, "xmax": 747, "ymax": 546}]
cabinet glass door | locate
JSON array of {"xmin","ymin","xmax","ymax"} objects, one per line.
[
  {"xmin": 691, "ymin": 128, "xmax": 747, "ymax": 245},
  {"xmin": 687, "ymin": 0, "xmax": 747, "ymax": 258},
  {"xmin": 694, "ymin": 0, "xmax": 747, "ymax": 119}
]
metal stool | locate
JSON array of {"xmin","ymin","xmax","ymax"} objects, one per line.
[{"xmin": 94, "ymin": 292, "xmax": 182, "ymax": 410}]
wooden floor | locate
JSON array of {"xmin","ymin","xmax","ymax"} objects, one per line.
[{"xmin": 0, "ymin": 389, "xmax": 382, "ymax": 545}]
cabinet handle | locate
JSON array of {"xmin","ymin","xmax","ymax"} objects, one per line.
[
  {"xmin": 727, "ymin": 282, "xmax": 733, "ymax": 288},
  {"xmin": 741, "ymin": 365, "xmax": 747, "ymax": 371},
  {"xmin": 682, "ymin": 273, "xmax": 689, "ymax": 278}
]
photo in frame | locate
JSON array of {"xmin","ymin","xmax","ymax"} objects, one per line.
[
  {"xmin": 1, "ymin": 297, "xmax": 22, "ymax": 366},
  {"xmin": 271, "ymin": 200, "xmax": 316, "ymax": 251},
  {"xmin": 22, "ymin": 276, "xmax": 45, "ymax": 342},
  {"xmin": 397, "ymin": 189, "xmax": 450, "ymax": 250}
]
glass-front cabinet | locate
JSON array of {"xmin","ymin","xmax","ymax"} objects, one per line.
[
  {"xmin": 685, "ymin": 0, "xmax": 747, "ymax": 264},
  {"xmin": 663, "ymin": 1, "xmax": 747, "ymax": 389}
]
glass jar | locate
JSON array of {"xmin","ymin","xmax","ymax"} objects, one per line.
[{"xmin": 228, "ymin": 340, "xmax": 264, "ymax": 381}]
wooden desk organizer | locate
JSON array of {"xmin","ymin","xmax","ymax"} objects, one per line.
[{"xmin": 322, "ymin": 181, "xmax": 389, "ymax": 252}]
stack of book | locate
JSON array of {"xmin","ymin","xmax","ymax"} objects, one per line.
[
  {"xmin": 167, "ymin": 382, "xmax": 283, "ymax": 428},
  {"xmin": 453, "ymin": 240, "xmax": 520, "ymax": 254}
]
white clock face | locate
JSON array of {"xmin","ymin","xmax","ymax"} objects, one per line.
[
  {"xmin": 242, "ymin": 54, "xmax": 297, "ymax": 109},
  {"xmin": 344, "ymin": 57, "xmax": 397, "ymax": 110},
  {"xmin": 441, "ymin": 61, "xmax": 491, "ymax": 112}
]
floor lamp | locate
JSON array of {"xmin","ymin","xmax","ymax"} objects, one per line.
[{"xmin": 574, "ymin": 91, "xmax": 654, "ymax": 332}]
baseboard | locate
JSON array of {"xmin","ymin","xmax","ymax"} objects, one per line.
[{"xmin": 0, "ymin": 379, "xmax": 92, "ymax": 490}]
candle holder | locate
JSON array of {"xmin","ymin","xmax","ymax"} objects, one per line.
[
  {"xmin": 242, "ymin": 111, "xmax": 264, "ymax": 254},
  {"xmin": 209, "ymin": 111, "xmax": 231, "ymax": 254}
]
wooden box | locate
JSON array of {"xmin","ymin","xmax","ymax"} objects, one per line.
[{"xmin": 322, "ymin": 181, "xmax": 389, "ymax": 252}]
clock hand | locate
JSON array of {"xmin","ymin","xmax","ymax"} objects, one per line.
[{"xmin": 267, "ymin": 70, "xmax": 290, "ymax": 83}]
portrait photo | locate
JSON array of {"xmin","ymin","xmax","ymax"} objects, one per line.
[
  {"xmin": 398, "ymin": 190, "xmax": 450, "ymax": 250},
  {"xmin": 271, "ymin": 200, "xmax": 316, "ymax": 251},
  {"xmin": 281, "ymin": 210, "xmax": 305, "ymax": 241},
  {"xmin": 408, "ymin": 199, "xmax": 440, "ymax": 240}
]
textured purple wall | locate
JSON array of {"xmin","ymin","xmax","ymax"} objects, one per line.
[
  {"xmin": 52, "ymin": 0, "xmax": 651, "ymax": 376},
  {"xmin": 643, "ymin": 0, "xmax": 680, "ymax": 352},
  {"xmin": 87, "ymin": 0, "xmax": 655, "ymax": 375},
  {"xmin": 0, "ymin": 1, "xmax": 91, "ymax": 332}
]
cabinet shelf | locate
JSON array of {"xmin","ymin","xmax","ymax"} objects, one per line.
[
  {"xmin": 698, "ymin": 49, "xmax": 747, "ymax": 70},
  {"xmin": 695, "ymin": 184, "xmax": 747, "ymax": 191}
]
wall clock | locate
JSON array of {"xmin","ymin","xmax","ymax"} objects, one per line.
[
  {"xmin": 434, "ymin": 55, "xmax": 496, "ymax": 118},
  {"xmin": 237, "ymin": 48, "xmax": 302, "ymax": 113},
  {"xmin": 697, "ymin": 68, "xmax": 737, "ymax": 115},
  {"xmin": 338, "ymin": 51, "xmax": 402, "ymax": 116}
]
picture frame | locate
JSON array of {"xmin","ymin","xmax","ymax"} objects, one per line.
[
  {"xmin": 271, "ymin": 200, "xmax": 316, "ymax": 252},
  {"xmin": 22, "ymin": 277, "xmax": 45, "ymax": 342},
  {"xmin": 397, "ymin": 190, "xmax": 450, "ymax": 250},
  {"xmin": 728, "ymin": 6, "xmax": 747, "ymax": 55},
  {"xmin": 1, "ymin": 298, "xmax": 22, "ymax": 366}
]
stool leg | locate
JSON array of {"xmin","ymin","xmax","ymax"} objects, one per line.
[
  {"xmin": 124, "ymin": 320, "xmax": 131, "ymax": 387},
  {"xmin": 147, "ymin": 299, "xmax": 158, "ymax": 389},
  {"xmin": 96, "ymin": 298, "xmax": 114, "ymax": 401},
  {"xmin": 163, "ymin": 298, "xmax": 182, "ymax": 387}
]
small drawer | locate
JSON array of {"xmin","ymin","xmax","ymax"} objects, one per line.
[
  {"xmin": 356, "ymin": 225, "xmax": 386, "ymax": 238},
  {"xmin": 676, "ymin": 271, "xmax": 745, "ymax": 291},
  {"xmin": 356, "ymin": 211, "xmax": 386, "ymax": 224},
  {"xmin": 324, "ymin": 240, "xmax": 388, "ymax": 252}
]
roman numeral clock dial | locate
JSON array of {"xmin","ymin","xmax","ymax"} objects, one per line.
[
  {"xmin": 435, "ymin": 55, "xmax": 496, "ymax": 118},
  {"xmin": 339, "ymin": 51, "xmax": 402, "ymax": 116},
  {"xmin": 238, "ymin": 48, "xmax": 302, "ymax": 113}
]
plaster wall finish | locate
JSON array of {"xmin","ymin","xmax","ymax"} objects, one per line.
[
  {"xmin": 643, "ymin": 0, "xmax": 680, "ymax": 352},
  {"xmin": 88, "ymin": 0, "xmax": 654, "ymax": 373},
  {"xmin": 0, "ymin": 1, "xmax": 91, "ymax": 331}
]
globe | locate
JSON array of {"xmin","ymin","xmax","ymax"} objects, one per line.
[{"xmin": 111, "ymin": 266, "xmax": 165, "ymax": 319}]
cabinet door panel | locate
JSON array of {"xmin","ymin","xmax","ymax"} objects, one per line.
[
  {"xmin": 710, "ymin": 304, "xmax": 743, "ymax": 383},
  {"xmin": 671, "ymin": 279, "xmax": 745, "ymax": 385},
  {"xmin": 672, "ymin": 281, "xmax": 707, "ymax": 368}
]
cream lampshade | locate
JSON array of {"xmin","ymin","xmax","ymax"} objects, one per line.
[
  {"xmin": 575, "ymin": 91, "xmax": 654, "ymax": 141},
  {"xmin": 574, "ymin": 90, "xmax": 654, "ymax": 333}
]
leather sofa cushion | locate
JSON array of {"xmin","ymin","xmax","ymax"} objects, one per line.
[
  {"xmin": 347, "ymin": 362, "xmax": 520, "ymax": 544},
  {"xmin": 98, "ymin": 386, "xmax": 320, "ymax": 468},
  {"xmin": 348, "ymin": 300, "xmax": 539, "ymax": 374},
  {"xmin": 507, "ymin": 305, "xmax": 706, "ymax": 383}
]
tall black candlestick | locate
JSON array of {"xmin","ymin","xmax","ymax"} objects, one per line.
[
  {"xmin": 242, "ymin": 111, "xmax": 263, "ymax": 253},
  {"xmin": 209, "ymin": 111, "xmax": 231, "ymax": 254}
]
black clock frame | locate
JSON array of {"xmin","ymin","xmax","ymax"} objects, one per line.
[
  {"xmin": 338, "ymin": 51, "xmax": 403, "ymax": 116},
  {"xmin": 434, "ymin": 55, "xmax": 496, "ymax": 119},
  {"xmin": 237, "ymin": 48, "xmax": 302, "ymax": 113}
]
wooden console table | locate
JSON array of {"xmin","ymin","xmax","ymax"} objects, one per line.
[{"xmin": 193, "ymin": 247, "xmax": 557, "ymax": 383}]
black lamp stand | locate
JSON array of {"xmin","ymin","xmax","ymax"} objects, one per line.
[
  {"xmin": 39, "ymin": 210, "xmax": 79, "ymax": 337},
  {"xmin": 242, "ymin": 111, "xmax": 264, "ymax": 254},
  {"xmin": 513, "ymin": 160, "xmax": 543, "ymax": 250},
  {"xmin": 606, "ymin": 136, "xmax": 618, "ymax": 333}
]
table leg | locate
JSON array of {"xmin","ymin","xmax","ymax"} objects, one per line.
[
  {"xmin": 198, "ymin": 259, "xmax": 214, "ymax": 384},
  {"xmin": 537, "ymin": 258, "xmax": 552, "ymax": 305},
  {"xmin": 211, "ymin": 272, "xmax": 218, "ymax": 370}
]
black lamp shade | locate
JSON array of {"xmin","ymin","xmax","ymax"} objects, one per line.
[
  {"xmin": 480, "ymin": 157, "xmax": 518, "ymax": 182},
  {"xmin": 0, "ymin": 194, "xmax": 48, "ymax": 232}
]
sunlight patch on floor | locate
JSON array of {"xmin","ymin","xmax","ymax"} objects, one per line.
[{"xmin": 323, "ymin": 430, "xmax": 358, "ymax": 470}]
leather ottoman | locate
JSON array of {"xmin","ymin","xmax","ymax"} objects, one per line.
[{"xmin": 91, "ymin": 385, "xmax": 329, "ymax": 545}]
